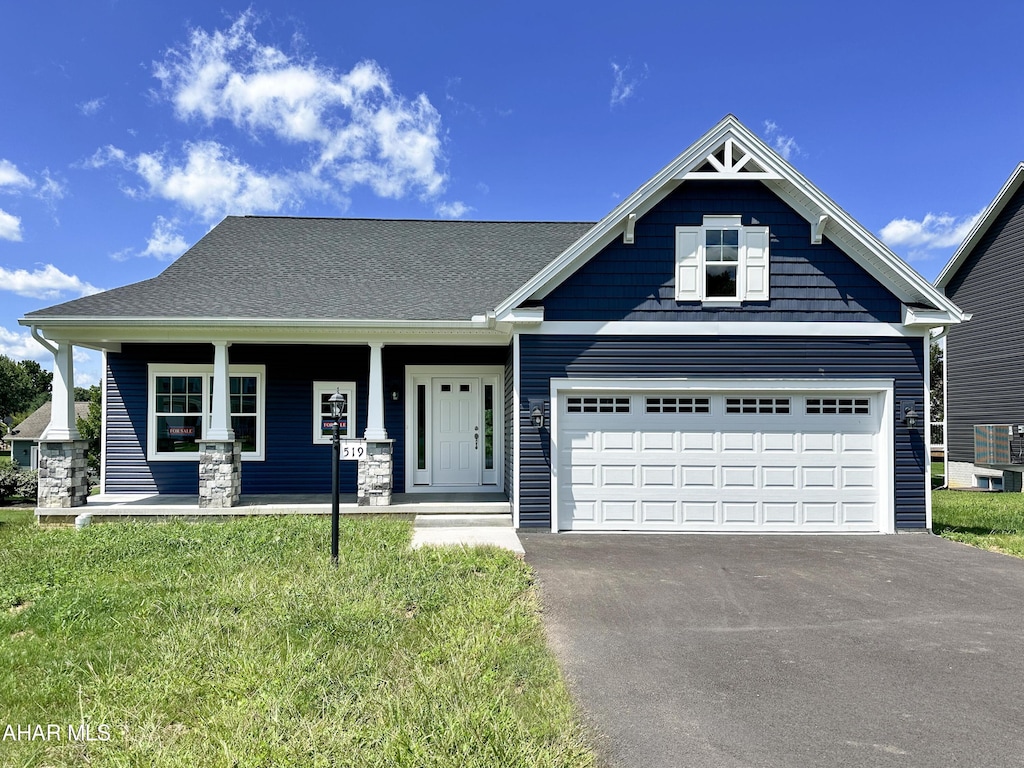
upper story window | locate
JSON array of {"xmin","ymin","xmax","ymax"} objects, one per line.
[{"xmin": 675, "ymin": 216, "xmax": 770, "ymax": 303}]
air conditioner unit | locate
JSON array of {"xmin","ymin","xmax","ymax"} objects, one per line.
[{"xmin": 975, "ymin": 424, "xmax": 1015, "ymax": 465}]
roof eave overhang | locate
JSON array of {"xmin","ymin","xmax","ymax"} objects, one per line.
[
  {"xmin": 19, "ymin": 315, "xmax": 514, "ymax": 350},
  {"xmin": 495, "ymin": 114, "xmax": 966, "ymax": 321},
  {"xmin": 935, "ymin": 162, "xmax": 1024, "ymax": 290}
]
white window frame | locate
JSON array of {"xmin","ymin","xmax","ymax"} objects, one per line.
[
  {"xmin": 675, "ymin": 215, "xmax": 770, "ymax": 303},
  {"xmin": 147, "ymin": 363, "xmax": 266, "ymax": 461},
  {"xmin": 313, "ymin": 381, "xmax": 357, "ymax": 444}
]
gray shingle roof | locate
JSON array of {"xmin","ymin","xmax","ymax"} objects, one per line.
[
  {"xmin": 25, "ymin": 217, "xmax": 595, "ymax": 322},
  {"xmin": 10, "ymin": 402, "xmax": 92, "ymax": 441}
]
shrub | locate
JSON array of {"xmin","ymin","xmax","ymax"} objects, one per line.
[{"xmin": 0, "ymin": 464, "xmax": 36, "ymax": 502}]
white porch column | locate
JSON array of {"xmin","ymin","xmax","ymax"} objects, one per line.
[
  {"xmin": 41, "ymin": 342, "xmax": 80, "ymax": 441},
  {"xmin": 364, "ymin": 341, "xmax": 388, "ymax": 440},
  {"xmin": 206, "ymin": 341, "xmax": 235, "ymax": 441}
]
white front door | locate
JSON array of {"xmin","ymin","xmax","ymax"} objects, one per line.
[{"xmin": 432, "ymin": 378, "xmax": 480, "ymax": 485}]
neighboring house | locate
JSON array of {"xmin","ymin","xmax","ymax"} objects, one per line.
[
  {"xmin": 8, "ymin": 402, "xmax": 91, "ymax": 469},
  {"xmin": 20, "ymin": 115, "xmax": 965, "ymax": 531},
  {"xmin": 935, "ymin": 163, "xmax": 1024, "ymax": 491}
]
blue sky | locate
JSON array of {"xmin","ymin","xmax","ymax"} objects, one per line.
[{"xmin": 3, "ymin": 1, "xmax": 1023, "ymax": 385}]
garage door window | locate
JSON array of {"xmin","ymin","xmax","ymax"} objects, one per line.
[
  {"xmin": 566, "ymin": 396, "xmax": 631, "ymax": 414},
  {"xmin": 725, "ymin": 397, "xmax": 790, "ymax": 414},
  {"xmin": 645, "ymin": 396, "xmax": 711, "ymax": 413},
  {"xmin": 806, "ymin": 397, "xmax": 870, "ymax": 415}
]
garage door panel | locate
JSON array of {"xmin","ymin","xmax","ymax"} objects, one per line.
[
  {"xmin": 802, "ymin": 433, "xmax": 837, "ymax": 453},
  {"xmin": 722, "ymin": 466, "xmax": 757, "ymax": 488},
  {"xmin": 763, "ymin": 432, "xmax": 797, "ymax": 452},
  {"xmin": 559, "ymin": 388, "xmax": 885, "ymax": 532},
  {"xmin": 641, "ymin": 432, "xmax": 676, "ymax": 451},
  {"xmin": 641, "ymin": 501, "xmax": 677, "ymax": 523},
  {"xmin": 641, "ymin": 466, "xmax": 676, "ymax": 487},
  {"xmin": 763, "ymin": 466, "xmax": 798, "ymax": 488},
  {"xmin": 723, "ymin": 502, "xmax": 757, "ymax": 523},
  {"xmin": 601, "ymin": 432, "xmax": 636, "ymax": 451},
  {"xmin": 722, "ymin": 432, "xmax": 756, "ymax": 451},
  {"xmin": 681, "ymin": 432, "xmax": 715, "ymax": 450},
  {"xmin": 764, "ymin": 502, "xmax": 799, "ymax": 523}
]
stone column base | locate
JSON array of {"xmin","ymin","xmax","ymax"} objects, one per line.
[
  {"xmin": 198, "ymin": 440, "xmax": 241, "ymax": 508},
  {"xmin": 358, "ymin": 441, "xmax": 394, "ymax": 506},
  {"xmin": 37, "ymin": 440, "xmax": 90, "ymax": 509}
]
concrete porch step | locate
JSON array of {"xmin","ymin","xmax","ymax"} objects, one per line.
[{"xmin": 413, "ymin": 513, "xmax": 513, "ymax": 528}]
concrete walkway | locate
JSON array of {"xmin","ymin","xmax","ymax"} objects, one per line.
[{"xmin": 410, "ymin": 513, "xmax": 524, "ymax": 555}]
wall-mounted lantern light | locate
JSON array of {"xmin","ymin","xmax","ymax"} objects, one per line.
[
  {"xmin": 903, "ymin": 404, "xmax": 920, "ymax": 430},
  {"xmin": 391, "ymin": 390, "xmax": 400, "ymax": 401},
  {"xmin": 531, "ymin": 405, "xmax": 544, "ymax": 429}
]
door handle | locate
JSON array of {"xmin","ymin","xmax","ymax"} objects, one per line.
[{"xmin": 475, "ymin": 426, "xmax": 479, "ymax": 449}]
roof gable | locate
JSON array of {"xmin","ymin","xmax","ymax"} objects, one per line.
[
  {"xmin": 10, "ymin": 401, "xmax": 91, "ymax": 441},
  {"xmin": 935, "ymin": 163, "xmax": 1024, "ymax": 290},
  {"xmin": 496, "ymin": 115, "xmax": 964, "ymax": 324}
]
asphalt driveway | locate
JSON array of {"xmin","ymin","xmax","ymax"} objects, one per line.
[{"xmin": 521, "ymin": 533, "xmax": 1024, "ymax": 768}]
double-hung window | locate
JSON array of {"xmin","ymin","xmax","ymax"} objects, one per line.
[
  {"xmin": 675, "ymin": 215, "xmax": 770, "ymax": 302},
  {"xmin": 148, "ymin": 364, "xmax": 265, "ymax": 460}
]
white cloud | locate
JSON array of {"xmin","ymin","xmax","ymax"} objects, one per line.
[
  {"xmin": 132, "ymin": 141, "xmax": 302, "ymax": 220},
  {"xmin": 435, "ymin": 201, "xmax": 471, "ymax": 218},
  {"xmin": 152, "ymin": 12, "xmax": 447, "ymax": 201},
  {"xmin": 610, "ymin": 60, "xmax": 648, "ymax": 108},
  {"xmin": 0, "ymin": 208, "xmax": 22, "ymax": 241},
  {"xmin": 763, "ymin": 120, "xmax": 801, "ymax": 161},
  {"xmin": 140, "ymin": 216, "xmax": 189, "ymax": 260},
  {"xmin": 78, "ymin": 97, "xmax": 105, "ymax": 116},
  {"xmin": 96, "ymin": 140, "xmax": 308, "ymax": 221},
  {"xmin": 0, "ymin": 264, "xmax": 101, "ymax": 300},
  {"xmin": 0, "ymin": 159, "xmax": 32, "ymax": 190},
  {"xmin": 879, "ymin": 210, "xmax": 984, "ymax": 259},
  {"xmin": 0, "ymin": 325, "xmax": 46, "ymax": 361}
]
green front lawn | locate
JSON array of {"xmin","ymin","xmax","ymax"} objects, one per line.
[
  {"xmin": 0, "ymin": 514, "xmax": 593, "ymax": 767},
  {"xmin": 933, "ymin": 490, "xmax": 1024, "ymax": 558}
]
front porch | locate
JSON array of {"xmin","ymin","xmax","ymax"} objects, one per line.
[{"xmin": 35, "ymin": 491, "xmax": 511, "ymax": 524}]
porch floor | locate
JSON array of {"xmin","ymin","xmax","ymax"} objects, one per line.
[{"xmin": 36, "ymin": 491, "xmax": 510, "ymax": 521}]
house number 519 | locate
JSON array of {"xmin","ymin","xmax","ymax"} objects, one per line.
[{"xmin": 340, "ymin": 440, "xmax": 367, "ymax": 460}]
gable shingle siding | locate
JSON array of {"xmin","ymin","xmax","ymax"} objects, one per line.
[{"xmin": 543, "ymin": 181, "xmax": 902, "ymax": 322}]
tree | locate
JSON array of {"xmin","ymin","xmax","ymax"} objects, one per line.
[
  {"xmin": 930, "ymin": 341, "xmax": 943, "ymax": 416},
  {"xmin": 0, "ymin": 355, "xmax": 53, "ymax": 424},
  {"xmin": 76, "ymin": 385, "xmax": 103, "ymax": 479},
  {"xmin": 0, "ymin": 356, "xmax": 34, "ymax": 422}
]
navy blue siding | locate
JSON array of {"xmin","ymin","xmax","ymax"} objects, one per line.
[
  {"xmin": 104, "ymin": 343, "xmax": 510, "ymax": 495},
  {"xmin": 517, "ymin": 334, "xmax": 927, "ymax": 530},
  {"xmin": 543, "ymin": 181, "xmax": 902, "ymax": 322}
]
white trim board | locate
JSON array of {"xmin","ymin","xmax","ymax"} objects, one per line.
[{"xmin": 528, "ymin": 321, "xmax": 928, "ymax": 337}]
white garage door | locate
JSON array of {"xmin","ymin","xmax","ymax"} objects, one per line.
[{"xmin": 555, "ymin": 387, "xmax": 888, "ymax": 532}]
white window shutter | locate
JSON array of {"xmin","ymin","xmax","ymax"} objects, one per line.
[
  {"xmin": 675, "ymin": 227, "xmax": 701, "ymax": 301},
  {"xmin": 743, "ymin": 226, "xmax": 770, "ymax": 301}
]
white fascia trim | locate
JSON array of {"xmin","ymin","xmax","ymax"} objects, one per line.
[
  {"xmin": 902, "ymin": 306, "xmax": 963, "ymax": 328},
  {"xmin": 495, "ymin": 307, "xmax": 545, "ymax": 324},
  {"xmin": 512, "ymin": 334, "xmax": 521, "ymax": 530},
  {"xmin": 552, "ymin": 377, "xmax": 893, "ymax": 393},
  {"xmin": 22, "ymin": 318, "xmax": 512, "ymax": 348},
  {"xmin": 530, "ymin": 320, "xmax": 920, "ymax": 337},
  {"xmin": 935, "ymin": 162, "xmax": 1024, "ymax": 289},
  {"xmin": 494, "ymin": 115, "xmax": 965, "ymax": 322}
]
